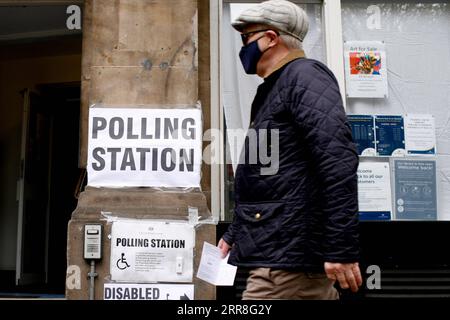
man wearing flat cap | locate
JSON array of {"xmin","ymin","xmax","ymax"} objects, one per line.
[{"xmin": 218, "ymin": 0, "xmax": 362, "ymax": 299}]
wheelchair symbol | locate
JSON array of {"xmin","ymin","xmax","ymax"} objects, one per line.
[{"xmin": 116, "ymin": 253, "xmax": 130, "ymax": 270}]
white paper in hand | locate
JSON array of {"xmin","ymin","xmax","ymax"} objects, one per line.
[{"xmin": 196, "ymin": 242, "xmax": 237, "ymax": 286}]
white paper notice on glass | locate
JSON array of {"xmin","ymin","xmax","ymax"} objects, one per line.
[
  {"xmin": 357, "ymin": 162, "xmax": 392, "ymax": 220},
  {"xmin": 344, "ymin": 41, "xmax": 388, "ymax": 98},
  {"xmin": 404, "ymin": 114, "xmax": 436, "ymax": 156},
  {"xmin": 196, "ymin": 242, "xmax": 237, "ymax": 286}
]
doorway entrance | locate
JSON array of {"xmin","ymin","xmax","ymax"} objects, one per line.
[
  {"xmin": 0, "ymin": 4, "xmax": 82, "ymax": 297},
  {"xmin": 22, "ymin": 84, "xmax": 81, "ymax": 292},
  {"xmin": 1, "ymin": 83, "xmax": 81, "ymax": 297}
]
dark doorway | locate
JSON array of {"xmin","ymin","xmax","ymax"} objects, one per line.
[
  {"xmin": 0, "ymin": 4, "xmax": 82, "ymax": 297},
  {"xmin": 38, "ymin": 83, "xmax": 81, "ymax": 292},
  {"xmin": 1, "ymin": 83, "xmax": 81, "ymax": 297}
]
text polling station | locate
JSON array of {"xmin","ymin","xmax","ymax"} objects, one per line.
[{"xmin": 87, "ymin": 106, "xmax": 202, "ymax": 187}]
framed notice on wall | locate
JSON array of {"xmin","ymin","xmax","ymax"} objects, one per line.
[
  {"xmin": 375, "ymin": 115, "xmax": 405, "ymax": 157},
  {"xmin": 344, "ymin": 41, "xmax": 388, "ymax": 98},
  {"xmin": 404, "ymin": 114, "xmax": 436, "ymax": 156},
  {"xmin": 394, "ymin": 160, "xmax": 437, "ymax": 220},
  {"xmin": 348, "ymin": 115, "xmax": 376, "ymax": 156},
  {"xmin": 357, "ymin": 162, "xmax": 392, "ymax": 220}
]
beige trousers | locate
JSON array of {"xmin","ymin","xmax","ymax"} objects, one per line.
[{"xmin": 242, "ymin": 268, "xmax": 339, "ymax": 300}]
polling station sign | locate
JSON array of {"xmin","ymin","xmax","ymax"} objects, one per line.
[
  {"xmin": 110, "ymin": 220, "xmax": 195, "ymax": 283},
  {"xmin": 104, "ymin": 283, "xmax": 194, "ymax": 300},
  {"xmin": 87, "ymin": 106, "xmax": 202, "ymax": 187}
]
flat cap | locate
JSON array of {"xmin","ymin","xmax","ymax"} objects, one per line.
[{"xmin": 232, "ymin": 0, "xmax": 309, "ymax": 42}]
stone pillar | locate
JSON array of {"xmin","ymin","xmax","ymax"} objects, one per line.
[{"xmin": 66, "ymin": 0, "xmax": 215, "ymax": 300}]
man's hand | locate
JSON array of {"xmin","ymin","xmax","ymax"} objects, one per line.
[
  {"xmin": 324, "ymin": 262, "xmax": 363, "ymax": 293},
  {"xmin": 218, "ymin": 238, "xmax": 232, "ymax": 258}
]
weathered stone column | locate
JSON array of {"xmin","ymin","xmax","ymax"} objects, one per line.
[{"xmin": 66, "ymin": 0, "xmax": 215, "ymax": 300}]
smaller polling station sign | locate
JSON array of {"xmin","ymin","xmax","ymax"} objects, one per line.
[
  {"xmin": 87, "ymin": 106, "xmax": 202, "ymax": 188},
  {"xmin": 110, "ymin": 220, "xmax": 195, "ymax": 283}
]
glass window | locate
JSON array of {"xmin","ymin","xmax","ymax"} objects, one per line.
[
  {"xmin": 221, "ymin": 1, "xmax": 325, "ymax": 221},
  {"xmin": 341, "ymin": 1, "xmax": 450, "ymax": 220}
]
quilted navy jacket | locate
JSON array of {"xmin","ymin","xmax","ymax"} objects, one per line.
[{"xmin": 222, "ymin": 57, "xmax": 360, "ymax": 272}]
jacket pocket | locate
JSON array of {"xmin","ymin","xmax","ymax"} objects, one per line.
[
  {"xmin": 235, "ymin": 201, "xmax": 284, "ymax": 224},
  {"xmin": 233, "ymin": 201, "xmax": 285, "ymax": 260}
]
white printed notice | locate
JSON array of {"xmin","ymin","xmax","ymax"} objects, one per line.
[
  {"xmin": 87, "ymin": 106, "xmax": 202, "ymax": 187},
  {"xmin": 110, "ymin": 220, "xmax": 195, "ymax": 283},
  {"xmin": 344, "ymin": 41, "xmax": 388, "ymax": 98},
  {"xmin": 405, "ymin": 114, "xmax": 436, "ymax": 156},
  {"xmin": 196, "ymin": 242, "xmax": 237, "ymax": 286},
  {"xmin": 104, "ymin": 283, "xmax": 194, "ymax": 300},
  {"xmin": 357, "ymin": 162, "xmax": 392, "ymax": 220}
]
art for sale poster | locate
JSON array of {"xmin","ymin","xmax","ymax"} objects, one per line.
[{"xmin": 344, "ymin": 41, "xmax": 388, "ymax": 98}]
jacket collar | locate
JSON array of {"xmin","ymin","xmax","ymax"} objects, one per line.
[{"xmin": 265, "ymin": 49, "xmax": 306, "ymax": 79}]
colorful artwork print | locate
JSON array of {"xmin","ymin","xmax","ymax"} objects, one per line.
[{"xmin": 350, "ymin": 52, "xmax": 381, "ymax": 75}]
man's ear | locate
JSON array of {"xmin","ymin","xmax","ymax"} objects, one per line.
[{"xmin": 266, "ymin": 30, "xmax": 280, "ymax": 47}]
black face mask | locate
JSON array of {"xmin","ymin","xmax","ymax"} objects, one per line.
[{"xmin": 239, "ymin": 36, "xmax": 269, "ymax": 74}]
